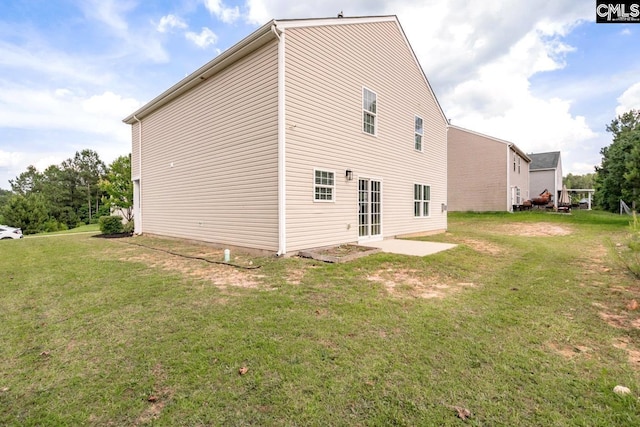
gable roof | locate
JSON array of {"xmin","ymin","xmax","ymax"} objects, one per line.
[
  {"xmin": 449, "ymin": 125, "xmax": 531, "ymax": 162},
  {"xmin": 123, "ymin": 15, "xmax": 448, "ymax": 125},
  {"xmin": 529, "ymin": 151, "xmax": 561, "ymax": 171}
]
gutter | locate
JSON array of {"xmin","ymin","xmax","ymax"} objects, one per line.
[
  {"xmin": 133, "ymin": 114, "xmax": 142, "ymax": 234},
  {"xmin": 273, "ymin": 23, "xmax": 287, "ymax": 256},
  {"xmin": 507, "ymin": 144, "xmax": 512, "ymax": 212}
]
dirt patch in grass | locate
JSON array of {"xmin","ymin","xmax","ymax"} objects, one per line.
[
  {"xmin": 495, "ymin": 222, "xmax": 573, "ymax": 237},
  {"xmin": 459, "ymin": 238, "xmax": 503, "ymax": 255},
  {"xmin": 614, "ymin": 337, "xmax": 640, "ymax": 368},
  {"xmin": 135, "ymin": 363, "xmax": 174, "ymax": 426},
  {"xmin": 367, "ymin": 267, "xmax": 476, "ymax": 299},
  {"xmin": 111, "ymin": 241, "xmax": 262, "ymax": 290},
  {"xmin": 546, "ymin": 342, "xmax": 593, "ymax": 360}
]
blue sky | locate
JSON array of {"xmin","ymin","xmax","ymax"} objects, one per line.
[{"xmin": 1, "ymin": 0, "xmax": 639, "ymax": 190}]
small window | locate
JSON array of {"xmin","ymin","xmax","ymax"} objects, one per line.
[
  {"xmin": 518, "ymin": 156, "xmax": 521, "ymax": 174},
  {"xmin": 415, "ymin": 116, "xmax": 423, "ymax": 151},
  {"xmin": 314, "ymin": 169, "xmax": 335, "ymax": 202},
  {"xmin": 363, "ymin": 88, "xmax": 377, "ymax": 135},
  {"xmin": 513, "ymin": 154, "xmax": 516, "ymax": 172},
  {"xmin": 414, "ymin": 184, "xmax": 430, "ymax": 217}
]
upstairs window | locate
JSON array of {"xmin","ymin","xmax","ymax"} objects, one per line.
[
  {"xmin": 363, "ymin": 88, "xmax": 377, "ymax": 135},
  {"xmin": 314, "ymin": 169, "xmax": 335, "ymax": 202},
  {"xmin": 518, "ymin": 156, "xmax": 521, "ymax": 174},
  {"xmin": 415, "ymin": 116, "xmax": 423, "ymax": 151},
  {"xmin": 414, "ymin": 184, "xmax": 430, "ymax": 217}
]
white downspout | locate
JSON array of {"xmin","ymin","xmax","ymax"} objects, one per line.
[
  {"xmin": 133, "ymin": 115, "xmax": 142, "ymax": 234},
  {"xmin": 507, "ymin": 145, "xmax": 512, "ymax": 212},
  {"xmin": 273, "ymin": 24, "xmax": 287, "ymax": 256}
]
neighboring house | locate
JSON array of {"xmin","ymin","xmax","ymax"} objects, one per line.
[
  {"xmin": 123, "ymin": 15, "xmax": 449, "ymax": 255},
  {"xmin": 529, "ymin": 151, "xmax": 563, "ymax": 205},
  {"xmin": 447, "ymin": 125, "xmax": 531, "ymax": 212}
]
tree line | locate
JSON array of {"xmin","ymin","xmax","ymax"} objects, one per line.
[
  {"xmin": 0, "ymin": 150, "xmax": 133, "ymax": 234},
  {"xmin": 594, "ymin": 110, "xmax": 640, "ymax": 212}
]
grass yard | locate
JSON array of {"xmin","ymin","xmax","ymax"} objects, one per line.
[{"xmin": 1, "ymin": 210, "xmax": 639, "ymax": 426}]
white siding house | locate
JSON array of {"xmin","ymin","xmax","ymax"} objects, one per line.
[{"xmin": 123, "ymin": 15, "xmax": 449, "ymax": 255}]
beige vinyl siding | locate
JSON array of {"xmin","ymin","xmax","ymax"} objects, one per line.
[
  {"xmin": 509, "ymin": 151, "xmax": 530, "ymax": 203},
  {"xmin": 531, "ymin": 170, "xmax": 556, "ymax": 201},
  {"xmin": 139, "ymin": 40, "xmax": 279, "ymax": 250},
  {"xmin": 447, "ymin": 127, "xmax": 509, "ymax": 211},
  {"xmin": 284, "ymin": 21, "xmax": 448, "ymax": 252}
]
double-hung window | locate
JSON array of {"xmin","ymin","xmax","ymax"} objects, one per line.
[
  {"xmin": 414, "ymin": 184, "xmax": 430, "ymax": 217},
  {"xmin": 314, "ymin": 169, "xmax": 335, "ymax": 201},
  {"xmin": 415, "ymin": 116, "xmax": 423, "ymax": 151},
  {"xmin": 363, "ymin": 88, "xmax": 377, "ymax": 135}
]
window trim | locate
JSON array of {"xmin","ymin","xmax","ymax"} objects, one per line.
[
  {"xmin": 313, "ymin": 168, "xmax": 336, "ymax": 202},
  {"xmin": 362, "ymin": 87, "xmax": 377, "ymax": 136},
  {"xmin": 414, "ymin": 115, "xmax": 423, "ymax": 152},
  {"xmin": 413, "ymin": 183, "xmax": 431, "ymax": 217}
]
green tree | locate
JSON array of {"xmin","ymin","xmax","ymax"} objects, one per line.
[
  {"xmin": 9, "ymin": 165, "xmax": 43, "ymax": 195},
  {"xmin": 564, "ymin": 173, "xmax": 595, "ymax": 190},
  {"xmin": 41, "ymin": 165, "xmax": 79, "ymax": 228},
  {"xmin": 72, "ymin": 149, "xmax": 106, "ymax": 223},
  {"xmin": 1, "ymin": 193, "xmax": 49, "ymax": 234},
  {"xmin": 0, "ymin": 188, "xmax": 12, "ymax": 223},
  {"xmin": 100, "ymin": 154, "xmax": 134, "ymax": 222},
  {"xmin": 595, "ymin": 110, "xmax": 640, "ymax": 212}
]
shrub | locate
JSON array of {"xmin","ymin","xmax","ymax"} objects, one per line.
[
  {"xmin": 43, "ymin": 219, "xmax": 62, "ymax": 233},
  {"xmin": 99, "ymin": 215, "xmax": 124, "ymax": 235},
  {"xmin": 123, "ymin": 220, "xmax": 135, "ymax": 234}
]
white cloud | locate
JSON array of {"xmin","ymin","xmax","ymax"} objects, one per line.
[
  {"xmin": 157, "ymin": 14, "xmax": 188, "ymax": 33},
  {"xmin": 0, "ymin": 86, "xmax": 141, "ymax": 188},
  {"xmin": 0, "ymin": 150, "xmax": 24, "ymax": 169},
  {"xmin": 615, "ymin": 82, "xmax": 640, "ymax": 116},
  {"xmin": 79, "ymin": 0, "xmax": 170, "ymax": 63},
  {"xmin": 185, "ymin": 27, "xmax": 218, "ymax": 48},
  {"xmin": 80, "ymin": 0, "xmax": 134, "ymax": 33},
  {"xmin": 203, "ymin": 0, "xmax": 240, "ymax": 24},
  {"xmin": 0, "ymin": 40, "xmax": 112, "ymax": 85},
  {"xmin": 246, "ymin": 0, "xmax": 270, "ymax": 25},
  {"xmin": 0, "ymin": 84, "xmax": 139, "ymax": 140}
]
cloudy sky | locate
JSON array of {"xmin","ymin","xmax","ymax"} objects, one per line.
[{"xmin": 1, "ymin": 0, "xmax": 639, "ymax": 190}]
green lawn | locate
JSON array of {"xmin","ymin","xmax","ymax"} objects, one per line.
[{"xmin": 1, "ymin": 210, "xmax": 639, "ymax": 426}]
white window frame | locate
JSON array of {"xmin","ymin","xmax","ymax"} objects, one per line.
[
  {"xmin": 362, "ymin": 87, "xmax": 377, "ymax": 136},
  {"xmin": 413, "ymin": 183, "xmax": 431, "ymax": 217},
  {"xmin": 313, "ymin": 169, "xmax": 335, "ymax": 202},
  {"xmin": 414, "ymin": 115, "xmax": 423, "ymax": 151}
]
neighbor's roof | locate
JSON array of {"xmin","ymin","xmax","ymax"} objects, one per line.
[
  {"xmin": 123, "ymin": 15, "xmax": 447, "ymax": 125},
  {"xmin": 529, "ymin": 151, "xmax": 561, "ymax": 170}
]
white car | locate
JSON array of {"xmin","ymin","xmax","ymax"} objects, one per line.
[{"xmin": 0, "ymin": 225, "xmax": 23, "ymax": 239}]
